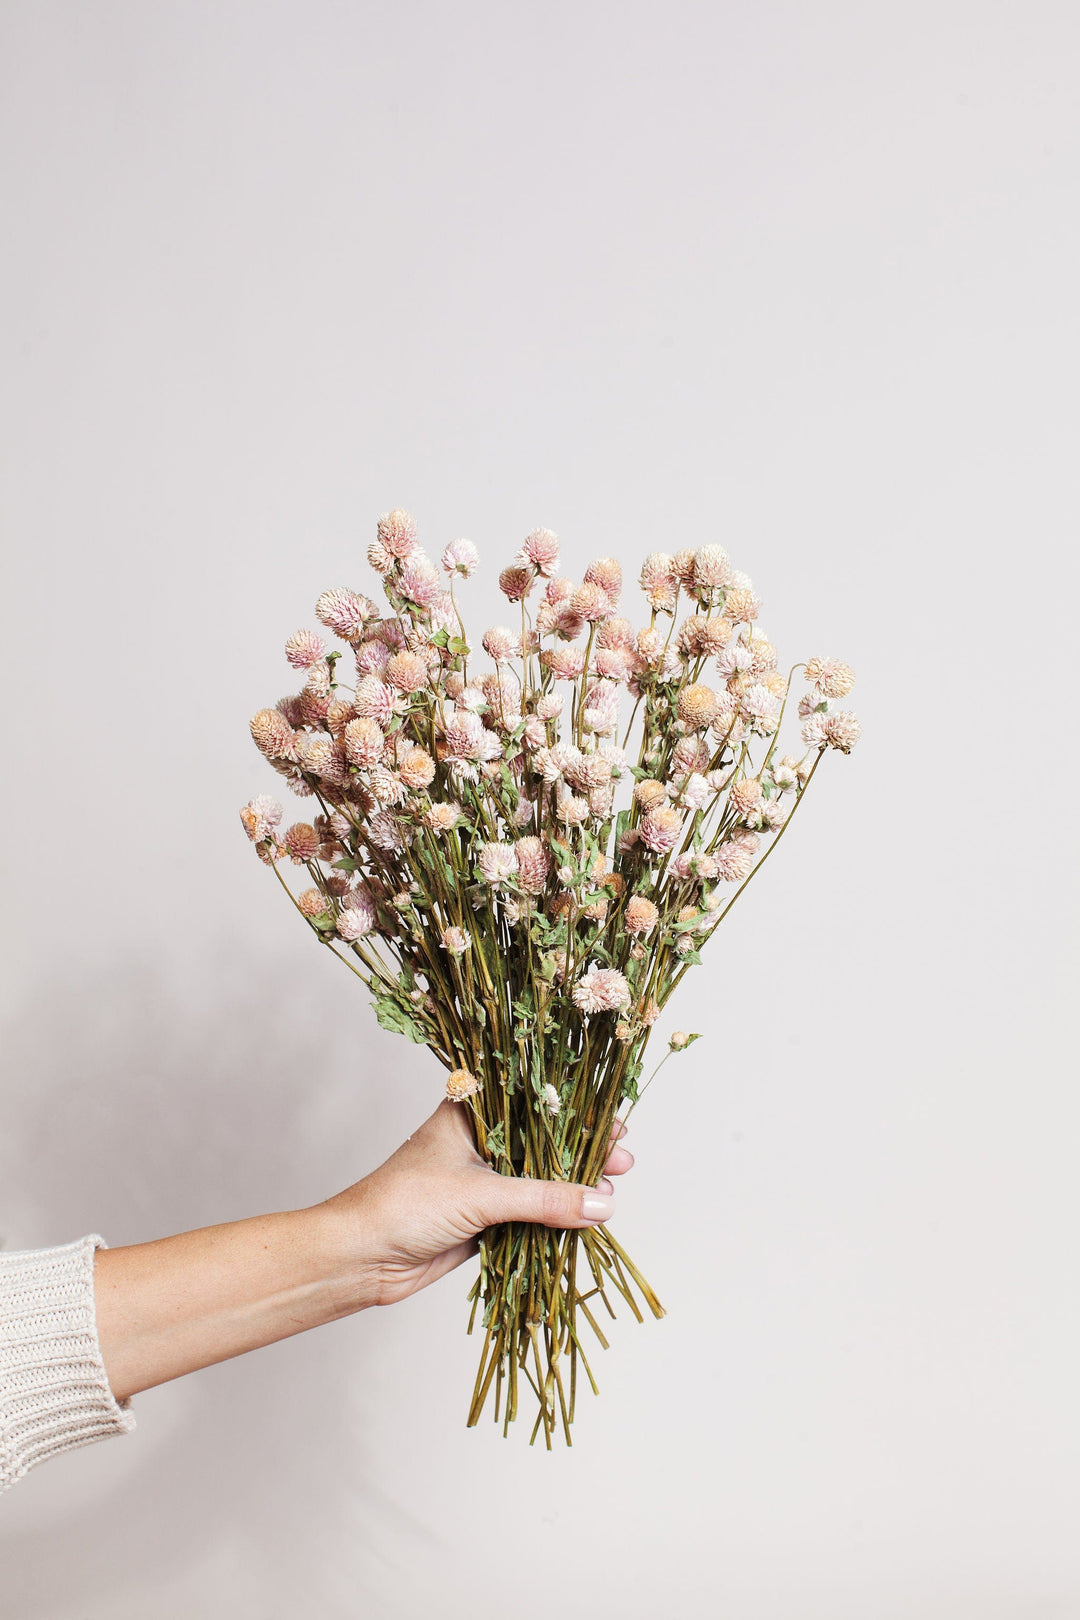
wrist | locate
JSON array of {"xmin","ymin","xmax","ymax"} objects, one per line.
[{"xmin": 302, "ymin": 1194, "xmax": 382, "ymax": 1316}]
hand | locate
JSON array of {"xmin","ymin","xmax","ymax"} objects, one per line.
[{"xmin": 324, "ymin": 1099, "xmax": 635, "ymax": 1307}]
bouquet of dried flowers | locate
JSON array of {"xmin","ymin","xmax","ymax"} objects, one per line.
[{"xmin": 240, "ymin": 511, "xmax": 859, "ymax": 1445}]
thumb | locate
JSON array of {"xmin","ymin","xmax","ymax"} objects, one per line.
[{"xmin": 475, "ymin": 1173, "xmax": 614, "ymax": 1230}]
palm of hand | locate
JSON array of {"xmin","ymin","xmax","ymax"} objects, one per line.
[{"xmin": 327, "ymin": 1100, "xmax": 634, "ymax": 1308}]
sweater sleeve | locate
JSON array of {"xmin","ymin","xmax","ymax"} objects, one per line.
[{"xmin": 1, "ymin": 1234, "xmax": 136, "ymax": 1495}]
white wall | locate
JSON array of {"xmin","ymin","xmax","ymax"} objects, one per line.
[{"xmin": 1, "ymin": 4, "xmax": 1077, "ymax": 1615}]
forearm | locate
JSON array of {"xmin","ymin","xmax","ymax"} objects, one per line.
[{"xmin": 93, "ymin": 1204, "xmax": 372, "ymax": 1404}]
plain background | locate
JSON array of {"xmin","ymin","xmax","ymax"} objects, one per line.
[{"xmin": 1, "ymin": 3, "xmax": 1078, "ymax": 1616}]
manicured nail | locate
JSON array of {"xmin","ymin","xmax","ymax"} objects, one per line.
[{"xmin": 581, "ymin": 1193, "xmax": 614, "ymax": 1223}]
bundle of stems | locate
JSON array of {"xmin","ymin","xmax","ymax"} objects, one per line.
[{"xmin": 240, "ymin": 511, "xmax": 859, "ymax": 1443}]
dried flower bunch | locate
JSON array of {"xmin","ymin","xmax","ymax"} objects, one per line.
[{"xmin": 241, "ymin": 509, "xmax": 859, "ymax": 1444}]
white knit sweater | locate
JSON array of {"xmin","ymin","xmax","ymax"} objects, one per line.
[{"xmin": 0, "ymin": 1234, "xmax": 136, "ymax": 1495}]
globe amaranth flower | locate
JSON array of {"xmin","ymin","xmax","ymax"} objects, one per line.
[{"xmin": 572, "ymin": 966, "xmax": 631, "ymax": 1014}]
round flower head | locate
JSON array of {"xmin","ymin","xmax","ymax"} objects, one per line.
[
  {"xmin": 584, "ymin": 557, "xmax": 622, "ymax": 602},
  {"xmin": 823, "ymin": 710, "xmax": 861, "ymax": 752},
  {"xmin": 399, "ymin": 747, "xmax": 436, "ymax": 789},
  {"xmin": 426, "ymin": 801, "xmax": 462, "ymax": 833},
  {"xmin": 543, "ymin": 1083, "xmax": 561, "ymax": 1116},
  {"xmin": 285, "ymin": 628, "xmax": 327, "ymax": 669},
  {"xmin": 625, "ymin": 895, "xmax": 660, "ymax": 935},
  {"xmin": 570, "ymin": 581, "xmax": 611, "ymax": 622},
  {"xmin": 634, "ymin": 779, "xmax": 667, "ymax": 811},
  {"xmin": 543, "ymin": 646, "xmax": 587, "ymax": 680},
  {"xmin": 499, "ymin": 564, "xmax": 534, "ymax": 602},
  {"xmin": 354, "ymin": 676, "xmax": 396, "ymax": 724},
  {"xmin": 315, "ymin": 588, "xmax": 376, "ymax": 641},
  {"xmin": 355, "ymin": 637, "xmax": 391, "ymax": 676},
  {"xmin": 801, "ymin": 712, "xmax": 829, "ymax": 749},
  {"xmin": 250, "ymin": 708, "xmax": 297, "ymax": 761},
  {"xmin": 639, "ymin": 552, "xmax": 677, "ymax": 612},
  {"xmin": 482, "ymin": 626, "xmax": 518, "ymax": 663},
  {"xmin": 337, "ymin": 898, "xmax": 376, "ymax": 940},
  {"xmin": 572, "ymin": 966, "xmax": 631, "ymax": 1015},
  {"xmin": 805, "ymin": 657, "xmax": 856, "ymax": 698},
  {"xmin": 343, "ymin": 716, "xmax": 385, "ymax": 767},
  {"xmin": 376, "ymin": 508, "xmax": 418, "ymax": 560},
  {"xmin": 728, "ymin": 777, "xmax": 764, "ymax": 818},
  {"xmin": 536, "ymin": 692, "xmax": 563, "ymax": 721},
  {"xmin": 297, "ymin": 887, "xmax": 330, "ymax": 918},
  {"xmin": 582, "ymin": 680, "xmax": 621, "ymax": 736},
  {"xmin": 441, "ymin": 538, "xmax": 479, "ymax": 577},
  {"xmin": 798, "ymin": 689, "xmax": 829, "ymax": 719},
  {"xmin": 639, "ymin": 807, "xmax": 682, "ymax": 853},
  {"xmin": 284, "ymin": 822, "xmax": 320, "ymax": 862},
  {"xmin": 676, "ymin": 683, "xmax": 720, "ymax": 730},
  {"xmin": 440, "ymin": 926, "xmax": 470, "ymax": 955},
  {"xmin": 445, "ymin": 1067, "xmax": 481, "ymax": 1101},
  {"xmin": 240, "ymin": 794, "xmax": 283, "ymax": 842},
  {"xmin": 739, "ymin": 683, "xmax": 782, "ymax": 731},
  {"xmin": 724, "ymin": 586, "xmax": 760, "ymax": 623},
  {"xmin": 519, "ymin": 527, "xmax": 560, "ymax": 575},
  {"xmin": 692, "ymin": 545, "xmax": 732, "ymax": 594},
  {"xmin": 477, "ymin": 841, "xmax": 519, "ymax": 886},
  {"xmin": 397, "ymin": 558, "xmax": 443, "ymax": 608},
  {"xmin": 714, "ymin": 839, "xmax": 756, "ymax": 882},
  {"xmin": 367, "ymin": 538, "xmax": 393, "ymax": 574},
  {"xmin": 385, "ymin": 650, "xmax": 429, "ymax": 693},
  {"xmin": 513, "ymin": 835, "xmax": 551, "ymax": 894}
]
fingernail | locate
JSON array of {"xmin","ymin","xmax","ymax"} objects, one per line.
[{"xmin": 581, "ymin": 1193, "xmax": 614, "ymax": 1223}]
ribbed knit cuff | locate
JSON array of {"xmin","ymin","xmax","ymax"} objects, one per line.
[{"xmin": 1, "ymin": 1234, "xmax": 136, "ymax": 1495}]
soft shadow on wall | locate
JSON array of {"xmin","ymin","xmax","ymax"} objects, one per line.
[{"xmin": 0, "ymin": 944, "xmax": 438, "ymax": 1618}]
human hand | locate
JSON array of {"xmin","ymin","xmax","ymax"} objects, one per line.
[{"xmin": 323, "ymin": 1099, "xmax": 635, "ymax": 1308}]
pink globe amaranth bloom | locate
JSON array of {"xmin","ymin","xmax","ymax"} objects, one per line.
[
  {"xmin": 284, "ymin": 821, "xmax": 320, "ymax": 861},
  {"xmin": 593, "ymin": 646, "xmax": 635, "ymax": 681},
  {"xmin": 596, "ymin": 615, "xmax": 635, "ymax": 651},
  {"xmin": 514, "ymin": 835, "xmax": 551, "ymax": 894},
  {"xmin": 315, "ymin": 588, "xmax": 376, "ymax": 641},
  {"xmin": 536, "ymin": 692, "xmax": 564, "ymax": 721},
  {"xmin": 250, "ymin": 708, "xmax": 297, "ymax": 761},
  {"xmin": 798, "ymin": 689, "xmax": 829, "ymax": 719},
  {"xmin": 482, "ymin": 626, "xmax": 518, "ymax": 663},
  {"xmin": 680, "ymin": 773, "xmax": 710, "ymax": 811},
  {"xmin": 477, "ymin": 726, "xmax": 504, "ymax": 763},
  {"xmin": 823, "ymin": 710, "xmax": 861, "ymax": 752},
  {"xmin": 385, "ymin": 650, "xmax": 429, "ymax": 693},
  {"xmin": 376, "ymin": 508, "xmax": 418, "ymax": 560},
  {"xmin": 543, "ymin": 645, "xmax": 587, "ymax": 680},
  {"xmin": 374, "ymin": 617, "xmax": 408, "ymax": 650},
  {"xmin": 801, "ymin": 712, "xmax": 829, "ymax": 749},
  {"xmin": 714, "ymin": 839, "xmax": 756, "ymax": 882},
  {"xmin": 557, "ymin": 793, "xmax": 590, "ymax": 827},
  {"xmin": 584, "ymin": 557, "xmax": 622, "ymax": 602},
  {"xmin": 441, "ymin": 708, "xmax": 485, "ymax": 762},
  {"xmin": 478, "ymin": 841, "xmax": 519, "ymax": 886},
  {"xmin": 240, "ymin": 794, "xmax": 283, "ymax": 842},
  {"xmin": 337, "ymin": 897, "xmax": 376, "ymax": 940},
  {"xmin": 639, "ymin": 807, "xmax": 682, "ymax": 853},
  {"xmin": 672, "ymin": 736, "xmax": 711, "ymax": 775},
  {"xmin": 445, "ymin": 1067, "xmax": 481, "ymax": 1101},
  {"xmin": 724, "ymin": 585, "xmax": 760, "ymax": 623},
  {"xmin": 440, "ymin": 925, "xmax": 470, "ymax": 954},
  {"xmin": 441, "ymin": 538, "xmax": 479, "ymax": 577},
  {"xmin": 570, "ymin": 582, "xmax": 611, "ymax": 622},
  {"xmin": 805, "ymin": 656, "xmax": 856, "ymax": 698},
  {"xmin": 692, "ymin": 545, "xmax": 732, "ymax": 593},
  {"xmin": 297, "ymin": 887, "xmax": 330, "ymax": 918},
  {"xmin": 354, "ymin": 675, "xmax": 396, "ymax": 724},
  {"xmin": 624, "ymin": 895, "xmax": 659, "ymax": 935},
  {"xmin": 739, "ymin": 683, "xmax": 781, "ymax": 730},
  {"xmin": 355, "ymin": 638, "xmax": 391, "ymax": 676},
  {"xmin": 343, "ymin": 716, "xmax": 385, "ymax": 767},
  {"xmin": 565, "ymin": 751, "xmax": 613, "ymax": 791},
  {"xmin": 582, "ymin": 680, "xmax": 620, "ymax": 736},
  {"xmin": 426, "ymin": 800, "xmax": 462, "ymax": 832},
  {"xmin": 543, "ymin": 1083, "xmax": 561, "ymax": 1116},
  {"xmin": 365, "ymin": 809, "xmax": 405, "ymax": 852},
  {"xmin": 367, "ymin": 539, "xmax": 393, "ymax": 574},
  {"xmin": 284, "ymin": 628, "xmax": 327, "ymax": 669},
  {"xmin": 398, "ymin": 559, "xmax": 443, "ymax": 607},
  {"xmin": 522, "ymin": 715, "xmax": 546, "ymax": 749},
  {"xmin": 519, "ymin": 527, "xmax": 561, "ymax": 575},
  {"xmin": 398, "ymin": 746, "xmax": 436, "ymax": 789},
  {"xmin": 572, "ymin": 966, "xmax": 631, "ymax": 1015},
  {"xmin": 499, "ymin": 564, "xmax": 534, "ymax": 602}
]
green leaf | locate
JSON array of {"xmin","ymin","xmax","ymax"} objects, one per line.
[
  {"xmin": 373, "ymin": 994, "xmax": 429, "ymax": 1044},
  {"xmin": 448, "ymin": 636, "xmax": 470, "ymax": 656},
  {"xmin": 428, "ymin": 627, "xmax": 450, "ymax": 647}
]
